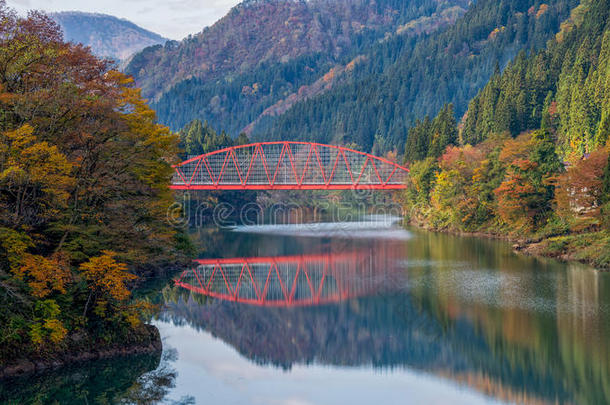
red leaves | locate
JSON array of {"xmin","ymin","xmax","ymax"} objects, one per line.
[{"xmin": 555, "ymin": 148, "xmax": 609, "ymax": 223}]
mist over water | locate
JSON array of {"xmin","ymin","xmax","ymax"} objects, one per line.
[{"xmin": 231, "ymin": 215, "xmax": 413, "ymax": 240}]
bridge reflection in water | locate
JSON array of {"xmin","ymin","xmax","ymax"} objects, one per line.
[
  {"xmin": 174, "ymin": 250, "xmax": 402, "ymax": 307},
  {"xmin": 162, "ymin": 229, "xmax": 610, "ymax": 405}
]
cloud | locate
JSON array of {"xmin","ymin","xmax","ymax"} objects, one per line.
[
  {"xmin": 6, "ymin": 0, "xmax": 242, "ymax": 39},
  {"xmin": 9, "ymin": 0, "xmax": 31, "ymax": 6},
  {"xmin": 137, "ymin": 7, "xmax": 155, "ymax": 14},
  {"xmin": 276, "ymin": 399, "xmax": 319, "ymax": 405}
]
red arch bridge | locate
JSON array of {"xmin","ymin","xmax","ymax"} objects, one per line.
[
  {"xmin": 174, "ymin": 251, "xmax": 402, "ymax": 307},
  {"xmin": 170, "ymin": 142, "xmax": 409, "ymax": 190}
]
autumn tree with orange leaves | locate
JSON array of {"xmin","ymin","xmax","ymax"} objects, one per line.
[
  {"xmin": 0, "ymin": 2, "xmax": 182, "ymax": 363},
  {"xmin": 494, "ymin": 131, "xmax": 562, "ymax": 231},
  {"xmin": 555, "ymin": 149, "xmax": 609, "ymax": 229}
]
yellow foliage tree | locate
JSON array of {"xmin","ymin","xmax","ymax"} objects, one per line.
[
  {"xmin": 30, "ymin": 299, "xmax": 68, "ymax": 347},
  {"xmin": 0, "ymin": 124, "xmax": 73, "ymax": 227},
  {"xmin": 78, "ymin": 251, "xmax": 137, "ymax": 317},
  {"xmin": 13, "ymin": 253, "xmax": 72, "ymax": 298}
]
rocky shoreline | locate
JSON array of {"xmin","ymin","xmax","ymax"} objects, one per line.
[{"xmin": 0, "ymin": 324, "xmax": 162, "ymax": 379}]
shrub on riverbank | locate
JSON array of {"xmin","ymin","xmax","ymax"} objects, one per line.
[{"xmin": 0, "ymin": 3, "xmax": 184, "ymax": 366}]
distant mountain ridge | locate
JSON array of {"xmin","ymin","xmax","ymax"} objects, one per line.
[
  {"xmin": 125, "ymin": 0, "xmax": 469, "ymax": 102},
  {"xmin": 50, "ymin": 11, "xmax": 168, "ymax": 61}
]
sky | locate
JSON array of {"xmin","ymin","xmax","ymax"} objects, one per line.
[
  {"xmin": 7, "ymin": 0, "xmax": 241, "ymax": 40},
  {"xmin": 155, "ymin": 321, "xmax": 506, "ymax": 405}
]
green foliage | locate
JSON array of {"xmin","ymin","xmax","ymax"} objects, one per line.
[
  {"xmin": 404, "ymin": 117, "xmax": 433, "ymax": 163},
  {"xmin": 536, "ymin": 213, "xmax": 571, "ymax": 239},
  {"xmin": 0, "ymin": 227, "xmax": 32, "ymax": 271},
  {"xmin": 462, "ymin": 0, "xmax": 610, "ymax": 157},
  {"xmin": 179, "ymin": 119, "xmax": 233, "ymax": 157},
  {"xmin": 528, "ymin": 130, "xmax": 564, "ymax": 224},
  {"xmin": 601, "ymin": 202, "xmax": 610, "ymax": 231},
  {"xmin": 404, "ymin": 157, "xmax": 439, "ymax": 210},
  {"xmin": 173, "ymin": 229, "xmax": 197, "ymax": 257},
  {"xmin": 405, "ymin": 104, "xmax": 458, "ymax": 163},
  {"xmin": 428, "ymin": 104, "xmax": 459, "ymax": 158},
  {"xmin": 539, "ymin": 231, "xmax": 610, "ymax": 268}
]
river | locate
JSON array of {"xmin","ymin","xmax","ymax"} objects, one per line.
[{"xmin": 2, "ymin": 217, "xmax": 609, "ymax": 404}]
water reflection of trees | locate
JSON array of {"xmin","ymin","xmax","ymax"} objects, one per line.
[
  {"xmin": 406, "ymin": 232, "xmax": 610, "ymax": 405},
  {"xmin": 160, "ymin": 257, "xmax": 610, "ymax": 404},
  {"xmin": 118, "ymin": 349, "xmax": 195, "ymax": 405},
  {"xmin": 161, "ymin": 224, "xmax": 610, "ymax": 405},
  {"xmin": 0, "ymin": 350, "xmax": 193, "ymax": 404},
  {"xmin": 160, "ymin": 292, "xmax": 451, "ymax": 371}
]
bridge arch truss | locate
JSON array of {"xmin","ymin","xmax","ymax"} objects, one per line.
[{"xmin": 170, "ymin": 142, "xmax": 409, "ymax": 190}]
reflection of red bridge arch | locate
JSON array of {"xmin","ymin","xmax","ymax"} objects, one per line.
[
  {"xmin": 170, "ymin": 142, "xmax": 409, "ymax": 190},
  {"xmin": 174, "ymin": 252, "xmax": 401, "ymax": 307}
]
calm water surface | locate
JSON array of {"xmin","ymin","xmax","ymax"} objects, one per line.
[{"xmin": 2, "ymin": 218, "xmax": 609, "ymax": 404}]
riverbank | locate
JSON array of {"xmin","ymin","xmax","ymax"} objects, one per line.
[
  {"xmin": 516, "ymin": 231, "xmax": 610, "ymax": 270},
  {"xmin": 406, "ymin": 218, "xmax": 610, "ymax": 271},
  {"xmin": 0, "ymin": 324, "xmax": 162, "ymax": 379}
]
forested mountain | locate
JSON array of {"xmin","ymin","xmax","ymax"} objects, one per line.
[
  {"xmin": 257, "ymin": 0, "xmax": 578, "ymax": 153},
  {"xmin": 127, "ymin": 0, "xmax": 470, "ymax": 128},
  {"xmin": 50, "ymin": 12, "xmax": 167, "ymax": 60},
  {"xmin": 146, "ymin": 0, "xmax": 576, "ymax": 155},
  {"xmin": 461, "ymin": 0, "xmax": 610, "ymax": 156}
]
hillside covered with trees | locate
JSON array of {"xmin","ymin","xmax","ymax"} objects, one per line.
[
  {"xmin": 127, "ymin": 0, "xmax": 470, "ymax": 101},
  {"xmin": 150, "ymin": 0, "xmax": 578, "ymax": 155},
  {"xmin": 461, "ymin": 0, "xmax": 610, "ymax": 155},
  {"xmin": 258, "ymin": 0, "xmax": 578, "ymax": 153},
  {"xmin": 402, "ymin": 0, "xmax": 610, "ymax": 269},
  {"xmin": 0, "ymin": 4, "xmax": 185, "ymax": 369},
  {"xmin": 128, "ymin": 0, "xmax": 470, "ymax": 133}
]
